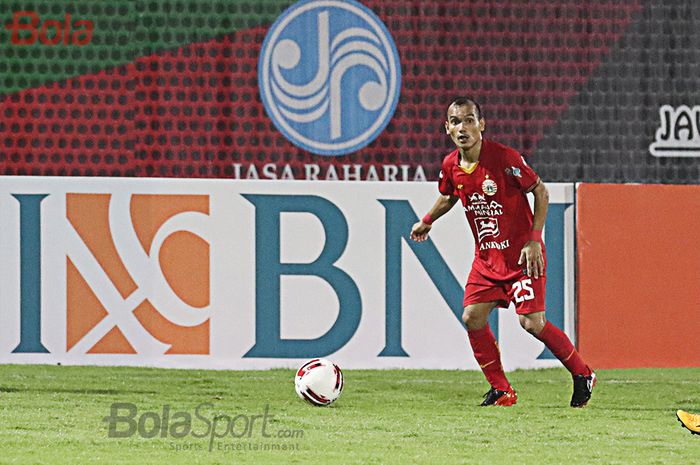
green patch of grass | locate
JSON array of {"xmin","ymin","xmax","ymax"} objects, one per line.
[{"xmin": 0, "ymin": 365, "xmax": 699, "ymax": 464}]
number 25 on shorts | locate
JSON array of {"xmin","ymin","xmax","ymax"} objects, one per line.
[{"xmin": 513, "ymin": 279, "xmax": 535, "ymax": 303}]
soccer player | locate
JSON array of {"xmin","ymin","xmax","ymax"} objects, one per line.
[
  {"xmin": 677, "ymin": 410, "xmax": 700, "ymax": 435},
  {"xmin": 410, "ymin": 96, "xmax": 596, "ymax": 407}
]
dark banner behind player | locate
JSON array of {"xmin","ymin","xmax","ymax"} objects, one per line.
[{"xmin": 0, "ymin": 0, "xmax": 697, "ymax": 183}]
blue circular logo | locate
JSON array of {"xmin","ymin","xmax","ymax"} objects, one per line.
[{"xmin": 258, "ymin": 0, "xmax": 402, "ymax": 156}]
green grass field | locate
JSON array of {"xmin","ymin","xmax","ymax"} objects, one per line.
[{"xmin": 1, "ymin": 365, "xmax": 699, "ymax": 465}]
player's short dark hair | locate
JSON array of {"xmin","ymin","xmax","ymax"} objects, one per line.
[{"xmin": 448, "ymin": 96, "xmax": 483, "ymax": 120}]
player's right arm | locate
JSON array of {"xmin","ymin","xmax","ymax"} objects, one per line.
[{"xmin": 410, "ymin": 194, "xmax": 458, "ymax": 242}]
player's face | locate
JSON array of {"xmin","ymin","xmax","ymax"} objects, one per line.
[{"xmin": 445, "ymin": 103, "xmax": 484, "ymax": 152}]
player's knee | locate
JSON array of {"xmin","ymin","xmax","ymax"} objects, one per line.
[
  {"xmin": 462, "ymin": 309, "xmax": 487, "ymax": 330},
  {"xmin": 461, "ymin": 309, "xmax": 470, "ymax": 326},
  {"xmin": 519, "ymin": 315, "xmax": 544, "ymax": 336}
]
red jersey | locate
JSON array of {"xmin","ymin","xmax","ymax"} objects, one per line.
[{"xmin": 438, "ymin": 138, "xmax": 542, "ymax": 281}]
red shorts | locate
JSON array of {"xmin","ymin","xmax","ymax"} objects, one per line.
[{"xmin": 463, "ymin": 266, "xmax": 546, "ymax": 315}]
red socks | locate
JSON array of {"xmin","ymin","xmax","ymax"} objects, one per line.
[
  {"xmin": 536, "ymin": 321, "xmax": 592, "ymax": 377},
  {"xmin": 469, "ymin": 321, "xmax": 591, "ymax": 390},
  {"xmin": 467, "ymin": 325, "xmax": 511, "ymax": 391}
]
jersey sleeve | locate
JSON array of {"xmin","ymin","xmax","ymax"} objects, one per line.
[
  {"xmin": 437, "ymin": 158, "xmax": 455, "ymax": 196},
  {"xmin": 503, "ymin": 149, "xmax": 540, "ymax": 192}
]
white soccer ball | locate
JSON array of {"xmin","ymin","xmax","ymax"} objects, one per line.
[{"xmin": 294, "ymin": 358, "xmax": 344, "ymax": 406}]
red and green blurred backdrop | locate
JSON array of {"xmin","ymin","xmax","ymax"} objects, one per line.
[{"xmin": 7, "ymin": 0, "xmax": 690, "ymax": 182}]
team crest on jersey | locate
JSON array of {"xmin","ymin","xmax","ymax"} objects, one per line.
[{"xmin": 482, "ymin": 176, "xmax": 497, "ymax": 196}]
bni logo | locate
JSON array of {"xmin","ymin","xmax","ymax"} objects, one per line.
[
  {"xmin": 65, "ymin": 194, "xmax": 211, "ymax": 355},
  {"xmin": 258, "ymin": 0, "xmax": 401, "ymax": 155}
]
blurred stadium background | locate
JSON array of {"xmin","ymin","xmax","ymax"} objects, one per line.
[{"xmin": 1, "ymin": 0, "xmax": 698, "ymax": 182}]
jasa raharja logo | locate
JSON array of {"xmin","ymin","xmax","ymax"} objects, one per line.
[{"xmin": 258, "ymin": 0, "xmax": 401, "ymax": 156}]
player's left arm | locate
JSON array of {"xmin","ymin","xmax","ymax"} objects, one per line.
[{"xmin": 518, "ymin": 180, "xmax": 548, "ymax": 279}]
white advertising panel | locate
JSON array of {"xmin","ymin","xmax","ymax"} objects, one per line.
[{"xmin": 0, "ymin": 177, "xmax": 574, "ymax": 370}]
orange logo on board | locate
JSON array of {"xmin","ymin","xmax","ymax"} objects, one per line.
[{"xmin": 65, "ymin": 194, "xmax": 210, "ymax": 354}]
